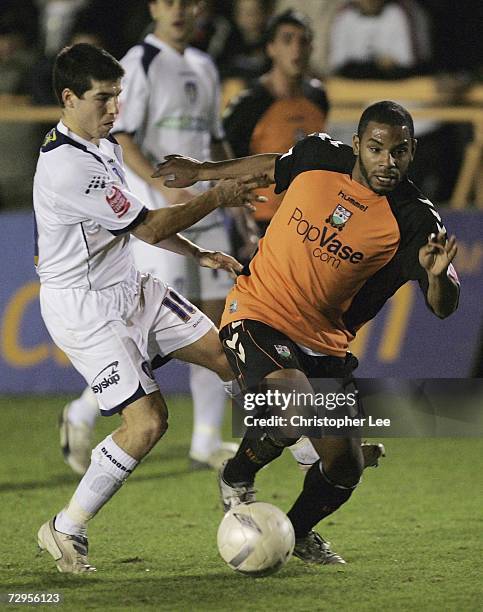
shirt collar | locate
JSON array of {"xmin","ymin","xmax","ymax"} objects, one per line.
[
  {"xmin": 144, "ymin": 33, "xmax": 188, "ymax": 58},
  {"xmin": 57, "ymin": 120, "xmax": 101, "ymax": 151}
]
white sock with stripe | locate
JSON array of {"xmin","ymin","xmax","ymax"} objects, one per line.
[{"xmin": 55, "ymin": 434, "xmax": 138, "ymax": 536}]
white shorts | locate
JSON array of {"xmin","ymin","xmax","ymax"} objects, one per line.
[
  {"xmin": 40, "ymin": 272, "xmax": 213, "ymax": 415},
  {"xmin": 126, "ymin": 168, "xmax": 233, "ymax": 302}
]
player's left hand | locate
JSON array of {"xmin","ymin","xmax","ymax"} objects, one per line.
[
  {"xmin": 196, "ymin": 250, "xmax": 243, "ymax": 279},
  {"xmin": 418, "ymin": 232, "xmax": 457, "ymax": 276}
]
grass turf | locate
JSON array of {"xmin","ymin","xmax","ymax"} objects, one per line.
[{"xmin": 0, "ymin": 395, "xmax": 481, "ymax": 611}]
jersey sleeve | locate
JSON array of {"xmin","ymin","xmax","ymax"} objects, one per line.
[
  {"xmin": 274, "ymin": 133, "xmax": 354, "ymax": 194},
  {"xmin": 112, "ymin": 47, "xmax": 149, "ymax": 136},
  {"xmin": 305, "ymin": 79, "xmax": 330, "ymax": 115},
  {"xmin": 223, "ymin": 90, "xmax": 259, "ymax": 157},
  {"xmin": 399, "ymin": 196, "xmax": 460, "ymax": 301},
  {"xmin": 54, "ymin": 154, "xmax": 148, "ymax": 235}
]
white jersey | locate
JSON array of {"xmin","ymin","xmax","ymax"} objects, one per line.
[
  {"xmin": 329, "ymin": 3, "xmax": 416, "ymax": 71},
  {"xmin": 113, "ymin": 34, "xmax": 224, "ymax": 168},
  {"xmin": 33, "ymin": 121, "xmax": 148, "ymax": 290}
]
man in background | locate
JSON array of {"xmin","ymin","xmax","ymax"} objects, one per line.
[{"xmin": 223, "ymin": 9, "xmax": 329, "ymax": 249}]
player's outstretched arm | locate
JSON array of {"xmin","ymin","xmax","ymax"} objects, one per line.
[
  {"xmin": 418, "ymin": 231, "xmax": 459, "ymax": 318},
  {"xmin": 151, "ymin": 153, "xmax": 279, "ymax": 188},
  {"xmin": 155, "ymin": 234, "xmax": 243, "ymax": 280},
  {"xmin": 115, "ymin": 132, "xmax": 196, "ymax": 205},
  {"xmin": 131, "ymin": 176, "xmax": 267, "ymax": 244}
]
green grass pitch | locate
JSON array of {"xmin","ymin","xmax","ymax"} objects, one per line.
[{"xmin": 0, "ymin": 395, "xmax": 481, "ymax": 611}]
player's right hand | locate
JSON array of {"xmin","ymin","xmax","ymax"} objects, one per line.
[
  {"xmin": 151, "ymin": 154, "xmax": 201, "ymax": 187},
  {"xmin": 214, "ymin": 177, "xmax": 268, "ymax": 212}
]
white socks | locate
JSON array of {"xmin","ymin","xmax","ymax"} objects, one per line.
[
  {"xmin": 222, "ymin": 378, "xmax": 241, "ymax": 399},
  {"xmin": 55, "ymin": 435, "xmax": 138, "ymax": 537},
  {"xmin": 189, "ymin": 364, "xmax": 227, "ymax": 461},
  {"xmin": 67, "ymin": 386, "xmax": 100, "ymax": 428}
]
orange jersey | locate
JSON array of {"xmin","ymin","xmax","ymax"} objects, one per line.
[
  {"xmin": 223, "ymin": 80, "xmax": 329, "ymax": 221},
  {"xmin": 221, "ymin": 133, "xmax": 455, "ymax": 356}
]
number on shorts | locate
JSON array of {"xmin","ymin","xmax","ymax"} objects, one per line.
[{"xmin": 162, "ymin": 290, "xmax": 196, "ymax": 322}]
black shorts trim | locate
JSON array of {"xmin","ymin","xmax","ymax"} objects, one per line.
[
  {"xmin": 100, "ymin": 382, "xmax": 147, "ymax": 416},
  {"xmin": 151, "ymin": 354, "xmax": 173, "ymax": 370},
  {"xmin": 220, "ymin": 319, "xmax": 357, "ymax": 391}
]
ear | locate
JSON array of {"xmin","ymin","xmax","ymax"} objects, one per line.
[
  {"xmin": 352, "ymin": 133, "xmax": 360, "ymax": 156},
  {"xmin": 62, "ymin": 88, "xmax": 77, "ymax": 109},
  {"xmin": 411, "ymin": 138, "xmax": 417, "ymax": 160},
  {"xmin": 148, "ymin": 1, "xmax": 157, "ymax": 21},
  {"xmin": 266, "ymin": 41, "xmax": 276, "ymax": 61}
]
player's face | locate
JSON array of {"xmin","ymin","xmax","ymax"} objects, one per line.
[
  {"xmin": 150, "ymin": 0, "xmax": 198, "ymax": 48},
  {"xmin": 267, "ymin": 24, "xmax": 311, "ymax": 78},
  {"xmin": 352, "ymin": 122, "xmax": 416, "ymax": 194},
  {"xmin": 64, "ymin": 79, "xmax": 121, "ymax": 143}
]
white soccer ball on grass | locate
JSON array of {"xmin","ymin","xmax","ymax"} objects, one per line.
[{"xmin": 217, "ymin": 502, "xmax": 295, "ymax": 577}]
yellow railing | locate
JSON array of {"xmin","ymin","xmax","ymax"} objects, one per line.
[{"xmin": 1, "ymin": 76, "xmax": 482, "ymax": 207}]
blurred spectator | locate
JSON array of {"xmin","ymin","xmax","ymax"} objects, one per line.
[
  {"xmin": 31, "ymin": 26, "xmax": 108, "ymax": 105},
  {"xmin": 329, "ymin": 0, "xmax": 431, "ymax": 78},
  {"xmin": 327, "ymin": 0, "xmax": 457, "ymax": 202},
  {"xmin": 36, "ymin": 0, "xmax": 90, "ymax": 57},
  {"xmin": 275, "ymin": 0, "xmax": 338, "ymax": 76},
  {"xmin": 0, "ymin": 11, "xmax": 36, "ymax": 95},
  {"xmin": 0, "ymin": 8, "xmax": 39, "ymax": 209},
  {"xmin": 1, "ymin": 0, "xmax": 39, "ymax": 48},
  {"xmin": 223, "ymin": 9, "xmax": 329, "ymax": 255},
  {"xmin": 190, "ymin": 0, "xmax": 232, "ymax": 60},
  {"xmin": 217, "ymin": 0, "xmax": 275, "ymax": 81},
  {"xmin": 69, "ymin": 0, "xmax": 152, "ymax": 59}
]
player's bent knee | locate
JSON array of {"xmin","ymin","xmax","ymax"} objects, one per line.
[
  {"xmin": 132, "ymin": 413, "xmax": 168, "ymax": 449},
  {"xmin": 324, "ymin": 454, "xmax": 363, "ymax": 488},
  {"xmin": 121, "ymin": 394, "xmax": 169, "ymax": 446}
]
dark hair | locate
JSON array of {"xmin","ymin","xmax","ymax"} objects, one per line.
[
  {"xmin": 264, "ymin": 9, "xmax": 313, "ymax": 45},
  {"xmin": 53, "ymin": 43, "xmax": 124, "ymax": 106},
  {"xmin": 357, "ymin": 101, "xmax": 414, "ymax": 139}
]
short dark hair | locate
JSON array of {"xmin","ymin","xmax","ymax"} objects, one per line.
[
  {"xmin": 265, "ymin": 9, "xmax": 313, "ymax": 45},
  {"xmin": 53, "ymin": 43, "xmax": 124, "ymax": 106},
  {"xmin": 357, "ymin": 101, "xmax": 414, "ymax": 139}
]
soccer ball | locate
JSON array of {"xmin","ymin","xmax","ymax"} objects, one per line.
[{"xmin": 217, "ymin": 502, "xmax": 295, "ymax": 577}]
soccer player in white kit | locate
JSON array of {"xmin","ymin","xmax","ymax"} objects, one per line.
[
  {"xmin": 61, "ymin": 0, "xmax": 251, "ymax": 472},
  {"xmin": 35, "ymin": 43, "xmax": 265, "ymax": 573}
]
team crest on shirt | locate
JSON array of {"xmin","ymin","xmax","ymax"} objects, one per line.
[
  {"xmin": 229, "ymin": 300, "xmax": 238, "ymax": 313},
  {"xmin": 326, "ymin": 204, "xmax": 352, "ymax": 231},
  {"xmin": 42, "ymin": 128, "xmax": 57, "ymax": 147},
  {"xmin": 274, "ymin": 345, "xmax": 291, "ymax": 359},
  {"xmin": 184, "ymin": 81, "xmax": 198, "ymax": 104}
]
